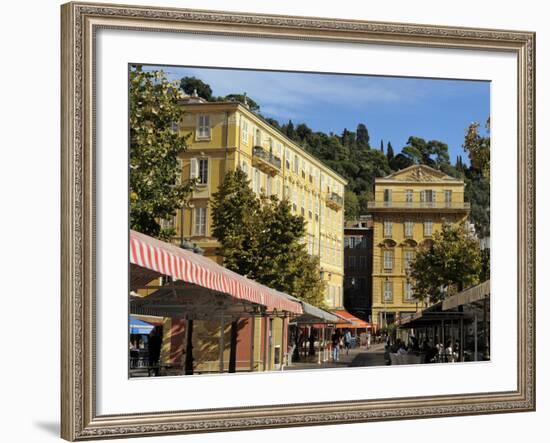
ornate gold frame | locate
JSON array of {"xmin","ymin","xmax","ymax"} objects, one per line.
[{"xmin": 61, "ymin": 2, "xmax": 536, "ymax": 440}]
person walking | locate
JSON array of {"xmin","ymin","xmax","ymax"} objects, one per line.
[
  {"xmin": 331, "ymin": 330, "xmax": 341, "ymax": 362},
  {"xmin": 343, "ymin": 329, "xmax": 352, "ymax": 355}
]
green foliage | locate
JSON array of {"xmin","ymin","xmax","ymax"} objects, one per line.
[
  {"xmin": 463, "ymin": 119, "xmax": 490, "ymax": 178},
  {"xmin": 386, "ymin": 142, "xmax": 394, "ymax": 162},
  {"xmin": 409, "ymin": 224, "xmax": 483, "ymax": 303},
  {"xmin": 224, "ymin": 93, "xmax": 260, "ymax": 112},
  {"xmin": 211, "ymin": 170, "xmax": 326, "ymax": 308},
  {"xmin": 179, "ymin": 76, "xmax": 213, "ymax": 101},
  {"xmin": 344, "ymin": 190, "xmax": 359, "ymax": 221},
  {"xmin": 129, "ymin": 66, "xmax": 194, "ymax": 239},
  {"xmin": 356, "ymin": 123, "xmax": 370, "ymax": 149},
  {"xmin": 210, "ymin": 169, "xmax": 261, "ymax": 276},
  {"xmin": 401, "ymin": 136, "xmax": 450, "ymax": 167}
]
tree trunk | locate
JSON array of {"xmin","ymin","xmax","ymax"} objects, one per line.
[
  {"xmin": 184, "ymin": 319, "xmax": 194, "ymax": 375},
  {"xmin": 228, "ymin": 319, "xmax": 239, "ymax": 373}
]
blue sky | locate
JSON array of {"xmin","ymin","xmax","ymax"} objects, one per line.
[{"xmin": 144, "ymin": 65, "xmax": 490, "ymax": 165}]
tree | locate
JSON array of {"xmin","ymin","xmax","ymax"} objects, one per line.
[
  {"xmin": 389, "ymin": 153, "xmax": 413, "ymax": 171},
  {"xmin": 224, "ymin": 93, "xmax": 260, "ymax": 112},
  {"xmin": 210, "ymin": 169, "xmax": 261, "ymax": 278},
  {"xmin": 356, "ymin": 123, "xmax": 370, "ymax": 149},
  {"xmin": 283, "ymin": 120, "xmax": 296, "ymax": 140},
  {"xmin": 380, "ymin": 139, "xmax": 384, "ymax": 153},
  {"xmin": 129, "ymin": 66, "xmax": 194, "ymax": 239},
  {"xmin": 255, "ymin": 197, "xmax": 326, "ymax": 307},
  {"xmin": 463, "ymin": 119, "xmax": 490, "ymax": 178},
  {"xmin": 386, "ymin": 141, "xmax": 394, "ymax": 162},
  {"xmin": 344, "ymin": 190, "xmax": 359, "ymax": 221},
  {"xmin": 401, "ymin": 136, "xmax": 450, "ymax": 168},
  {"xmin": 179, "ymin": 76, "xmax": 213, "ymax": 101},
  {"xmin": 211, "ymin": 171, "xmax": 326, "ymax": 307},
  {"xmin": 409, "ymin": 224, "xmax": 483, "ymax": 303}
]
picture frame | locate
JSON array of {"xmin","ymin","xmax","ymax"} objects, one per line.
[{"xmin": 61, "ymin": 1, "xmax": 536, "ymax": 440}]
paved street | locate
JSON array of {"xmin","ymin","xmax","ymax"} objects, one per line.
[{"xmin": 284, "ymin": 342, "xmax": 387, "ymax": 371}]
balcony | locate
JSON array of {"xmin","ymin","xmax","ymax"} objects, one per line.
[
  {"xmin": 367, "ymin": 201, "xmax": 470, "ymax": 212},
  {"xmin": 252, "ymin": 146, "xmax": 281, "ymax": 176},
  {"xmin": 326, "ymin": 192, "xmax": 344, "ymax": 210}
]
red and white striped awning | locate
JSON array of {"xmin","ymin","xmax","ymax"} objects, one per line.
[{"xmin": 130, "ymin": 230, "xmax": 302, "ymax": 314}]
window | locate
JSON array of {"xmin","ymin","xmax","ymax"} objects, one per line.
[
  {"xmin": 424, "ymin": 220, "xmax": 433, "ymax": 237},
  {"xmin": 383, "ymin": 250, "xmax": 393, "ymax": 270},
  {"xmin": 170, "ymin": 121, "xmax": 179, "ymax": 134},
  {"xmin": 445, "ymin": 190, "xmax": 452, "ymax": 205},
  {"xmin": 384, "ymin": 221, "xmax": 393, "ymax": 237},
  {"xmin": 241, "ymin": 160, "xmax": 248, "ymax": 177},
  {"xmin": 293, "ymin": 154, "xmax": 299, "ymax": 173},
  {"xmin": 361, "ymin": 236, "xmax": 368, "ymax": 249},
  {"xmin": 344, "ymin": 237, "xmax": 350, "ymax": 248},
  {"xmin": 360, "ymin": 256, "xmax": 367, "ymax": 270},
  {"xmin": 405, "ymin": 280, "xmax": 414, "ymax": 301},
  {"xmin": 383, "ymin": 189, "xmax": 392, "ymax": 204},
  {"xmin": 405, "ymin": 189, "xmax": 413, "ymax": 203},
  {"xmin": 421, "ymin": 189, "xmax": 435, "ymax": 204},
  {"xmin": 266, "ymin": 175, "xmax": 272, "ymax": 196},
  {"xmin": 404, "ymin": 250, "xmax": 414, "ymax": 270},
  {"xmin": 197, "ymin": 115, "xmax": 210, "ymax": 139},
  {"xmin": 404, "ymin": 220, "xmax": 414, "ymax": 237},
  {"xmin": 241, "ymin": 119, "xmax": 248, "ymax": 144},
  {"xmin": 349, "ymin": 256, "xmax": 356, "ymax": 269},
  {"xmin": 285, "ymin": 149, "xmax": 291, "ymax": 169},
  {"xmin": 198, "ymin": 159, "xmax": 208, "ymax": 184},
  {"xmin": 255, "ymin": 128, "xmax": 262, "ymax": 146},
  {"xmin": 383, "ymin": 280, "xmax": 393, "ymax": 302},
  {"xmin": 193, "ymin": 207, "xmax": 207, "ymax": 236},
  {"xmin": 190, "ymin": 158, "xmax": 208, "ymax": 184}
]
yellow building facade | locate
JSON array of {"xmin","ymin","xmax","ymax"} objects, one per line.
[
  {"xmin": 170, "ymin": 97, "xmax": 347, "ymax": 310},
  {"xmin": 368, "ymin": 165, "xmax": 470, "ymax": 328}
]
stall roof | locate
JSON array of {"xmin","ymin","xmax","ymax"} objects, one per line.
[{"xmin": 130, "ymin": 230, "xmax": 302, "ymax": 314}]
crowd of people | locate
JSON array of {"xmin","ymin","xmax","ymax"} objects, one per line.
[{"xmin": 384, "ymin": 336, "xmax": 461, "ymax": 364}]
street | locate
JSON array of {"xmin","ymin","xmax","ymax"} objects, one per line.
[{"xmin": 284, "ymin": 342, "xmax": 386, "ymax": 371}]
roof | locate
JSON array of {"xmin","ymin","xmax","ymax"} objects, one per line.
[
  {"xmin": 375, "ymin": 164, "xmax": 464, "ymax": 184},
  {"xmin": 333, "ymin": 310, "xmax": 371, "ymax": 328}
]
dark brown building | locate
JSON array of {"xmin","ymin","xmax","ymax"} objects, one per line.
[{"xmin": 343, "ymin": 216, "xmax": 374, "ymax": 322}]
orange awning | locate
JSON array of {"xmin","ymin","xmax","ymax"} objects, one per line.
[{"xmin": 333, "ymin": 310, "xmax": 371, "ymax": 329}]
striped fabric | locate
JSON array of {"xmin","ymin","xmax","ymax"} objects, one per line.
[{"xmin": 130, "ymin": 230, "xmax": 302, "ymax": 314}]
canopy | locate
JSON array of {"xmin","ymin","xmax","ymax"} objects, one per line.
[
  {"xmin": 130, "ymin": 230, "xmax": 302, "ymax": 314},
  {"xmin": 333, "ymin": 310, "xmax": 371, "ymax": 328},
  {"xmin": 442, "ymin": 280, "xmax": 490, "ymax": 310},
  {"xmin": 129, "ymin": 317, "xmax": 154, "ymax": 335}
]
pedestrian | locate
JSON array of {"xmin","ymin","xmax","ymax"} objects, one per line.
[
  {"xmin": 366, "ymin": 331, "xmax": 371, "ymax": 350},
  {"xmin": 331, "ymin": 330, "xmax": 341, "ymax": 362},
  {"xmin": 343, "ymin": 329, "xmax": 352, "ymax": 355},
  {"xmin": 148, "ymin": 326, "xmax": 162, "ymax": 376}
]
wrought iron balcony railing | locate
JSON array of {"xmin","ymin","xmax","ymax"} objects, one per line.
[
  {"xmin": 253, "ymin": 146, "xmax": 282, "ymax": 171},
  {"xmin": 367, "ymin": 201, "xmax": 470, "ymax": 210}
]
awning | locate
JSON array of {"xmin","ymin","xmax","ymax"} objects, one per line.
[
  {"xmin": 442, "ymin": 280, "xmax": 490, "ymax": 310},
  {"xmin": 130, "ymin": 230, "xmax": 302, "ymax": 314},
  {"xmin": 333, "ymin": 310, "xmax": 371, "ymax": 328},
  {"xmin": 293, "ymin": 301, "xmax": 341, "ymax": 324},
  {"xmin": 130, "ymin": 317, "xmax": 154, "ymax": 335}
]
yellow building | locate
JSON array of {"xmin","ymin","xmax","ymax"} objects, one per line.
[
  {"xmin": 170, "ymin": 95, "xmax": 347, "ymax": 310},
  {"xmin": 368, "ymin": 165, "xmax": 470, "ymax": 328}
]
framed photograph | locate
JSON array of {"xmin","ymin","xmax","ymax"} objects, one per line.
[{"xmin": 61, "ymin": 1, "xmax": 535, "ymax": 440}]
